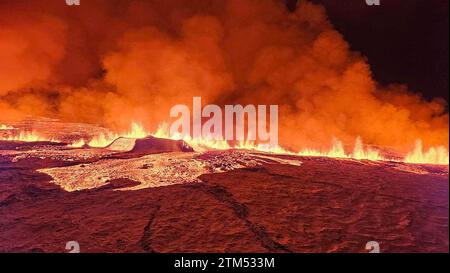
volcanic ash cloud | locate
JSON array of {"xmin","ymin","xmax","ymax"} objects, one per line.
[{"xmin": 0, "ymin": 0, "xmax": 448, "ymax": 154}]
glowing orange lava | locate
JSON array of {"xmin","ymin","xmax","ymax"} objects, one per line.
[
  {"xmin": 404, "ymin": 140, "xmax": 449, "ymax": 165},
  {"xmin": 152, "ymin": 123, "xmax": 449, "ymax": 164},
  {"xmin": 0, "ymin": 130, "xmax": 54, "ymax": 142},
  {"xmin": 1, "ymin": 121, "xmax": 447, "ymax": 165},
  {"xmin": 87, "ymin": 122, "xmax": 148, "ymax": 147},
  {"xmin": 68, "ymin": 139, "xmax": 86, "ymax": 148},
  {"xmin": 0, "ymin": 124, "xmax": 14, "ymax": 130}
]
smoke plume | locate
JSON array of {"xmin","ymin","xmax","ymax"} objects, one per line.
[{"xmin": 0, "ymin": 0, "xmax": 448, "ymax": 152}]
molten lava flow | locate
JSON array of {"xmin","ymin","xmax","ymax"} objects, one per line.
[
  {"xmin": 150, "ymin": 122, "xmax": 450, "ymax": 164},
  {"xmin": 86, "ymin": 122, "xmax": 148, "ymax": 147},
  {"xmin": 1, "ymin": 123, "xmax": 59, "ymax": 142},
  {"xmin": 68, "ymin": 139, "xmax": 86, "ymax": 148},
  {"xmin": 151, "ymin": 123, "xmax": 387, "ymax": 161},
  {"xmin": 153, "ymin": 123, "xmax": 233, "ymax": 151},
  {"xmin": 352, "ymin": 137, "xmax": 384, "ymax": 161},
  {"xmin": 1, "ymin": 120, "xmax": 448, "ymax": 165},
  {"xmin": 0, "ymin": 130, "xmax": 56, "ymax": 142},
  {"xmin": 0, "ymin": 124, "xmax": 14, "ymax": 130},
  {"xmin": 123, "ymin": 122, "xmax": 148, "ymax": 138},
  {"xmin": 295, "ymin": 138, "xmax": 385, "ymax": 161},
  {"xmin": 405, "ymin": 140, "xmax": 450, "ymax": 165},
  {"xmin": 0, "ymin": 0, "xmax": 448, "ymax": 168},
  {"xmin": 87, "ymin": 133, "xmax": 119, "ymax": 148},
  {"xmin": 297, "ymin": 139, "xmax": 347, "ymax": 158}
]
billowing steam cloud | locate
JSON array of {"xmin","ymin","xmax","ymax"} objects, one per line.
[{"xmin": 0, "ymin": 0, "xmax": 448, "ymax": 152}]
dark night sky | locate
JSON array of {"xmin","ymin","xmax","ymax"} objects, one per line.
[{"xmin": 289, "ymin": 0, "xmax": 449, "ymax": 103}]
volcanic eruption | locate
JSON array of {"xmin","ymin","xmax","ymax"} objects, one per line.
[{"xmin": 0, "ymin": 0, "xmax": 448, "ymax": 253}]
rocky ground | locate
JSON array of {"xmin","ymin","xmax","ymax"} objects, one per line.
[{"xmin": 0, "ymin": 123, "xmax": 448, "ymax": 253}]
